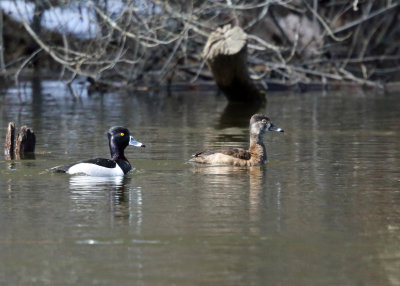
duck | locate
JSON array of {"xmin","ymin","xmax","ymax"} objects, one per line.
[
  {"xmin": 189, "ymin": 114, "xmax": 283, "ymax": 166},
  {"xmin": 51, "ymin": 126, "xmax": 145, "ymax": 176}
]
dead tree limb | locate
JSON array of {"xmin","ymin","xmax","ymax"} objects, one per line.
[{"xmin": 203, "ymin": 25, "xmax": 265, "ymax": 102}]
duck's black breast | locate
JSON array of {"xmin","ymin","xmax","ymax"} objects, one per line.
[
  {"xmin": 85, "ymin": 158, "xmax": 132, "ymax": 174},
  {"xmin": 114, "ymin": 159, "xmax": 132, "ymax": 174}
]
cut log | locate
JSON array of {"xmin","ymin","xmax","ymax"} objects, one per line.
[
  {"xmin": 4, "ymin": 122, "xmax": 15, "ymax": 159},
  {"xmin": 15, "ymin": 126, "xmax": 36, "ymax": 158},
  {"xmin": 203, "ymin": 25, "xmax": 265, "ymax": 102}
]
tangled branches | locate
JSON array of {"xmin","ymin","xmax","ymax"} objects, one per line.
[{"xmin": 2, "ymin": 0, "xmax": 400, "ymax": 89}]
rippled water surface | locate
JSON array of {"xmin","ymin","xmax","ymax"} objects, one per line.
[{"xmin": 1, "ymin": 80, "xmax": 400, "ymax": 285}]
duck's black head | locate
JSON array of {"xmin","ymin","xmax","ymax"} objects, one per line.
[
  {"xmin": 107, "ymin": 126, "xmax": 145, "ymax": 160},
  {"xmin": 250, "ymin": 114, "xmax": 284, "ymax": 136}
]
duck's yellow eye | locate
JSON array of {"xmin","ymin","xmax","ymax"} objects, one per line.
[
  {"xmin": 120, "ymin": 132, "xmax": 125, "ymax": 136},
  {"xmin": 262, "ymin": 119, "xmax": 267, "ymax": 124}
]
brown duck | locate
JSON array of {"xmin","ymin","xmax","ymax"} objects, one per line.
[{"xmin": 189, "ymin": 114, "xmax": 284, "ymax": 166}]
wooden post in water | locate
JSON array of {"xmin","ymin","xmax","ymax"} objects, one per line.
[
  {"xmin": 4, "ymin": 123, "xmax": 36, "ymax": 159},
  {"xmin": 203, "ymin": 25, "xmax": 265, "ymax": 103},
  {"xmin": 4, "ymin": 122, "xmax": 15, "ymax": 160},
  {"xmin": 15, "ymin": 126, "xmax": 36, "ymax": 159}
]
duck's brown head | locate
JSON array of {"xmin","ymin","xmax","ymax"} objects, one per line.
[{"xmin": 250, "ymin": 114, "xmax": 284, "ymax": 137}]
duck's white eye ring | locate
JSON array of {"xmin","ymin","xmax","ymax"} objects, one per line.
[
  {"xmin": 120, "ymin": 132, "xmax": 125, "ymax": 136},
  {"xmin": 262, "ymin": 119, "xmax": 267, "ymax": 124}
]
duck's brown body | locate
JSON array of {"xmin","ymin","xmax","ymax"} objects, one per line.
[
  {"xmin": 190, "ymin": 114, "xmax": 283, "ymax": 166},
  {"xmin": 190, "ymin": 138, "xmax": 266, "ymax": 166}
]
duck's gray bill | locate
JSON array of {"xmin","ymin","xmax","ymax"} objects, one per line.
[
  {"xmin": 268, "ymin": 124, "xmax": 284, "ymax": 132},
  {"xmin": 129, "ymin": 136, "xmax": 146, "ymax": 147}
]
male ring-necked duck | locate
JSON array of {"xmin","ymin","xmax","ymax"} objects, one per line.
[
  {"xmin": 189, "ymin": 114, "xmax": 283, "ymax": 166},
  {"xmin": 51, "ymin": 126, "xmax": 145, "ymax": 176}
]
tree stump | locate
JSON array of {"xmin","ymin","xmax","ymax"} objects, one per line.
[
  {"xmin": 15, "ymin": 126, "xmax": 36, "ymax": 157},
  {"xmin": 203, "ymin": 25, "xmax": 265, "ymax": 102},
  {"xmin": 4, "ymin": 122, "xmax": 15, "ymax": 159},
  {"xmin": 4, "ymin": 123, "xmax": 36, "ymax": 159}
]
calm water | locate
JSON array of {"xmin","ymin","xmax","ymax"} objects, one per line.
[{"xmin": 1, "ymin": 80, "xmax": 400, "ymax": 285}]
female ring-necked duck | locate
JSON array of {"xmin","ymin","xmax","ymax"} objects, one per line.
[
  {"xmin": 51, "ymin": 126, "xmax": 145, "ymax": 176},
  {"xmin": 189, "ymin": 114, "xmax": 283, "ymax": 166}
]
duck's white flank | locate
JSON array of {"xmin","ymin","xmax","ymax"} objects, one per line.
[{"xmin": 67, "ymin": 163, "xmax": 124, "ymax": 177}]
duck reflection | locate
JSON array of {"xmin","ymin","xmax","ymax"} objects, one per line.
[
  {"xmin": 68, "ymin": 176, "xmax": 143, "ymax": 229},
  {"xmin": 69, "ymin": 175, "xmax": 126, "ymax": 191},
  {"xmin": 191, "ymin": 165, "xmax": 263, "ymax": 188},
  {"xmin": 191, "ymin": 165, "xmax": 265, "ymax": 235}
]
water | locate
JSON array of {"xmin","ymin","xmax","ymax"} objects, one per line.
[{"xmin": 1, "ymin": 80, "xmax": 400, "ymax": 285}]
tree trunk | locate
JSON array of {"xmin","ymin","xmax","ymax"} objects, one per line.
[{"xmin": 203, "ymin": 25, "xmax": 265, "ymax": 102}]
